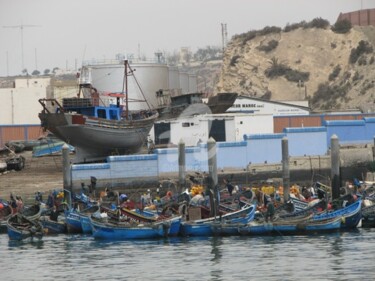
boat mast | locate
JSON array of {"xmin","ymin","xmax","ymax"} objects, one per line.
[{"xmin": 122, "ymin": 59, "xmax": 129, "ymax": 119}]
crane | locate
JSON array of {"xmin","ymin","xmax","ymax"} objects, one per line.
[{"xmin": 3, "ymin": 24, "xmax": 41, "ymax": 73}]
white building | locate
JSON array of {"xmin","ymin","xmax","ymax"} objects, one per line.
[
  {"xmin": 0, "ymin": 77, "xmax": 51, "ymax": 124},
  {"xmin": 151, "ymin": 113, "xmax": 274, "ymax": 147},
  {"xmin": 227, "ymin": 95, "xmax": 310, "ymax": 116}
]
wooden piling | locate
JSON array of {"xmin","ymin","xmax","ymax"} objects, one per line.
[
  {"xmin": 178, "ymin": 139, "xmax": 186, "ymax": 193},
  {"xmin": 62, "ymin": 144, "xmax": 72, "ymax": 192},
  {"xmin": 282, "ymin": 137, "xmax": 290, "ymax": 202},
  {"xmin": 331, "ymin": 134, "xmax": 340, "ymax": 200},
  {"xmin": 207, "ymin": 137, "xmax": 219, "ymax": 217}
]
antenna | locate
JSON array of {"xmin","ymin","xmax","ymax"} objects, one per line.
[
  {"xmin": 3, "ymin": 24, "xmax": 41, "ymax": 73},
  {"xmin": 221, "ymin": 23, "xmax": 228, "ymax": 53}
]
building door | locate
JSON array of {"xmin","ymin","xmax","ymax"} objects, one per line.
[
  {"xmin": 209, "ymin": 119, "xmax": 226, "ymax": 142},
  {"xmin": 154, "ymin": 122, "xmax": 171, "ymax": 145}
]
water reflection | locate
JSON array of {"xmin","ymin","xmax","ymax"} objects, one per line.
[{"xmin": 0, "ymin": 229, "xmax": 375, "ymax": 281}]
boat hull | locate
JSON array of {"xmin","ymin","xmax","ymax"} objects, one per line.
[
  {"xmin": 90, "ymin": 216, "xmax": 181, "ymax": 240},
  {"xmin": 40, "ymin": 216, "xmax": 67, "ymax": 234},
  {"xmin": 39, "ymin": 112, "xmax": 156, "ymax": 162}
]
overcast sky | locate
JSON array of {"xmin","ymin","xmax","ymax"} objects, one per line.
[{"xmin": 0, "ymin": 0, "xmax": 373, "ymax": 76}]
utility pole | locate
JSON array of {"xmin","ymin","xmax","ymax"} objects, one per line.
[
  {"xmin": 6, "ymin": 51, "xmax": 9, "ymax": 76},
  {"xmin": 3, "ymin": 24, "xmax": 40, "ymax": 73}
]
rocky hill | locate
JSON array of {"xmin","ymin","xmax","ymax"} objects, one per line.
[{"xmin": 213, "ymin": 24, "xmax": 375, "ymax": 112}]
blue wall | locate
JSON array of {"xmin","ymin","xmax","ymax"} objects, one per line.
[
  {"xmin": 71, "ymin": 118, "xmax": 375, "ymax": 183},
  {"xmin": 325, "ymin": 120, "xmax": 368, "ymax": 146},
  {"xmin": 284, "ymin": 127, "xmax": 327, "ymax": 156}
]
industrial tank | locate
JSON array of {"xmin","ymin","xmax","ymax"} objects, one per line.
[
  {"xmin": 168, "ymin": 66, "xmax": 180, "ymax": 96},
  {"xmin": 80, "ymin": 60, "xmax": 169, "ymax": 111},
  {"xmin": 179, "ymin": 71, "xmax": 189, "ymax": 95},
  {"xmin": 188, "ymin": 73, "xmax": 197, "ymax": 93}
]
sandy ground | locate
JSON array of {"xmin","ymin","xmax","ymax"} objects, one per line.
[{"xmin": 0, "ymin": 151, "xmax": 68, "ymax": 201}]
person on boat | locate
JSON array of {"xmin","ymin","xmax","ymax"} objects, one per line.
[
  {"xmin": 224, "ymin": 178, "xmax": 234, "ymax": 196},
  {"xmin": 9, "ymin": 193, "xmax": 17, "ymax": 209},
  {"xmin": 147, "ymin": 136, "xmax": 155, "ymax": 154},
  {"xmin": 49, "ymin": 205, "xmax": 59, "ymax": 222},
  {"xmin": 15, "ymin": 196, "xmax": 24, "ymax": 212},
  {"xmin": 46, "ymin": 191, "xmax": 55, "ymax": 209},
  {"xmin": 265, "ymin": 193, "xmax": 275, "ymax": 222}
]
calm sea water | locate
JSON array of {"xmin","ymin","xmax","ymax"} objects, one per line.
[{"xmin": 2, "ymin": 228, "xmax": 375, "ymax": 281}]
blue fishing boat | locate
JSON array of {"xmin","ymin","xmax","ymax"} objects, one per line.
[
  {"xmin": 7, "ymin": 213, "xmax": 44, "ymax": 241},
  {"xmin": 180, "ymin": 204, "xmax": 256, "ymax": 237},
  {"xmin": 79, "ymin": 205, "xmax": 100, "ymax": 234},
  {"xmin": 238, "ymin": 213, "xmax": 341, "ymax": 235},
  {"xmin": 89, "ymin": 215, "xmax": 182, "ymax": 240},
  {"xmin": 313, "ymin": 199, "xmax": 362, "ymax": 228},
  {"xmin": 40, "ymin": 216, "xmax": 67, "ymax": 234},
  {"xmin": 304, "ymin": 216, "xmax": 342, "ymax": 232}
]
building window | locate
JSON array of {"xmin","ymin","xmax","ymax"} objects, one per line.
[{"xmin": 182, "ymin": 122, "xmax": 190, "ymax": 127}]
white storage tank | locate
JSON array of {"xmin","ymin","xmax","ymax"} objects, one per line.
[
  {"xmin": 168, "ymin": 66, "xmax": 180, "ymax": 96},
  {"xmin": 188, "ymin": 73, "xmax": 197, "ymax": 93},
  {"xmin": 179, "ymin": 71, "xmax": 189, "ymax": 95},
  {"xmin": 80, "ymin": 60, "xmax": 169, "ymax": 111}
]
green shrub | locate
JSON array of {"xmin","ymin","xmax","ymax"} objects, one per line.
[
  {"xmin": 258, "ymin": 26, "xmax": 282, "ymax": 36},
  {"xmin": 283, "ymin": 21, "xmax": 306, "ymax": 32},
  {"xmin": 230, "ymin": 55, "xmax": 241, "ymax": 66},
  {"xmin": 265, "ymin": 57, "xmax": 309, "ymax": 82},
  {"xmin": 328, "ymin": 65, "xmax": 341, "ymax": 81},
  {"xmin": 305, "ymin": 17, "xmax": 330, "ymax": 29},
  {"xmin": 257, "ymin": 40, "xmax": 279, "ymax": 53},
  {"xmin": 332, "ymin": 19, "xmax": 352, "ymax": 34},
  {"xmin": 284, "ymin": 69, "xmax": 310, "ymax": 82},
  {"xmin": 349, "ymin": 40, "xmax": 373, "ymax": 64}
]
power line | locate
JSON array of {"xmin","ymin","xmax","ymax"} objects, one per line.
[{"xmin": 3, "ymin": 24, "xmax": 41, "ymax": 73}]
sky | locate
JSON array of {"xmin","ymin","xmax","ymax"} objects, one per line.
[{"xmin": 0, "ymin": 0, "xmax": 374, "ymax": 76}]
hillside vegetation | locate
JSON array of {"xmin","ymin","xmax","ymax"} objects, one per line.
[{"xmin": 216, "ymin": 19, "xmax": 375, "ymax": 112}]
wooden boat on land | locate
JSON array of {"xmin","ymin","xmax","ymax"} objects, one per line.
[
  {"xmin": 38, "ymin": 60, "xmax": 159, "ymax": 163},
  {"xmin": 89, "ymin": 215, "xmax": 182, "ymax": 240},
  {"xmin": 7, "ymin": 213, "xmax": 44, "ymax": 241},
  {"xmin": 180, "ymin": 204, "xmax": 256, "ymax": 237}
]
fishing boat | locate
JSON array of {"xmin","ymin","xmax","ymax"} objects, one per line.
[
  {"xmin": 38, "ymin": 60, "xmax": 159, "ymax": 163},
  {"xmin": 7, "ymin": 213, "xmax": 44, "ymax": 241},
  {"xmin": 312, "ymin": 199, "xmax": 362, "ymax": 228},
  {"xmin": 40, "ymin": 215, "xmax": 67, "ymax": 235},
  {"xmin": 21, "ymin": 204, "xmax": 42, "ymax": 221},
  {"xmin": 180, "ymin": 204, "xmax": 256, "ymax": 237},
  {"xmin": 0, "ymin": 200, "xmax": 16, "ymax": 233},
  {"xmin": 238, "ymin": 214, "xmax": 341, "ymax": 236},
  {"xmin": 65, "ymin": 204, "xmax": 99, "ymax": 234},
  {"xmin": 206, "ymin": 92, "xmax": 238, "ymax": 114},
  {"xmin": 89, "ymin": 214, "xmax": 182, "ymax": 240},
  {"xmin": 210, "ymin": 204, "xmax": 257, "ymax": 236}
]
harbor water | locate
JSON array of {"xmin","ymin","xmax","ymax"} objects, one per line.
[{"xmin": 2, "ymin": 228, "xmax": 375, "ymax": 281}]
